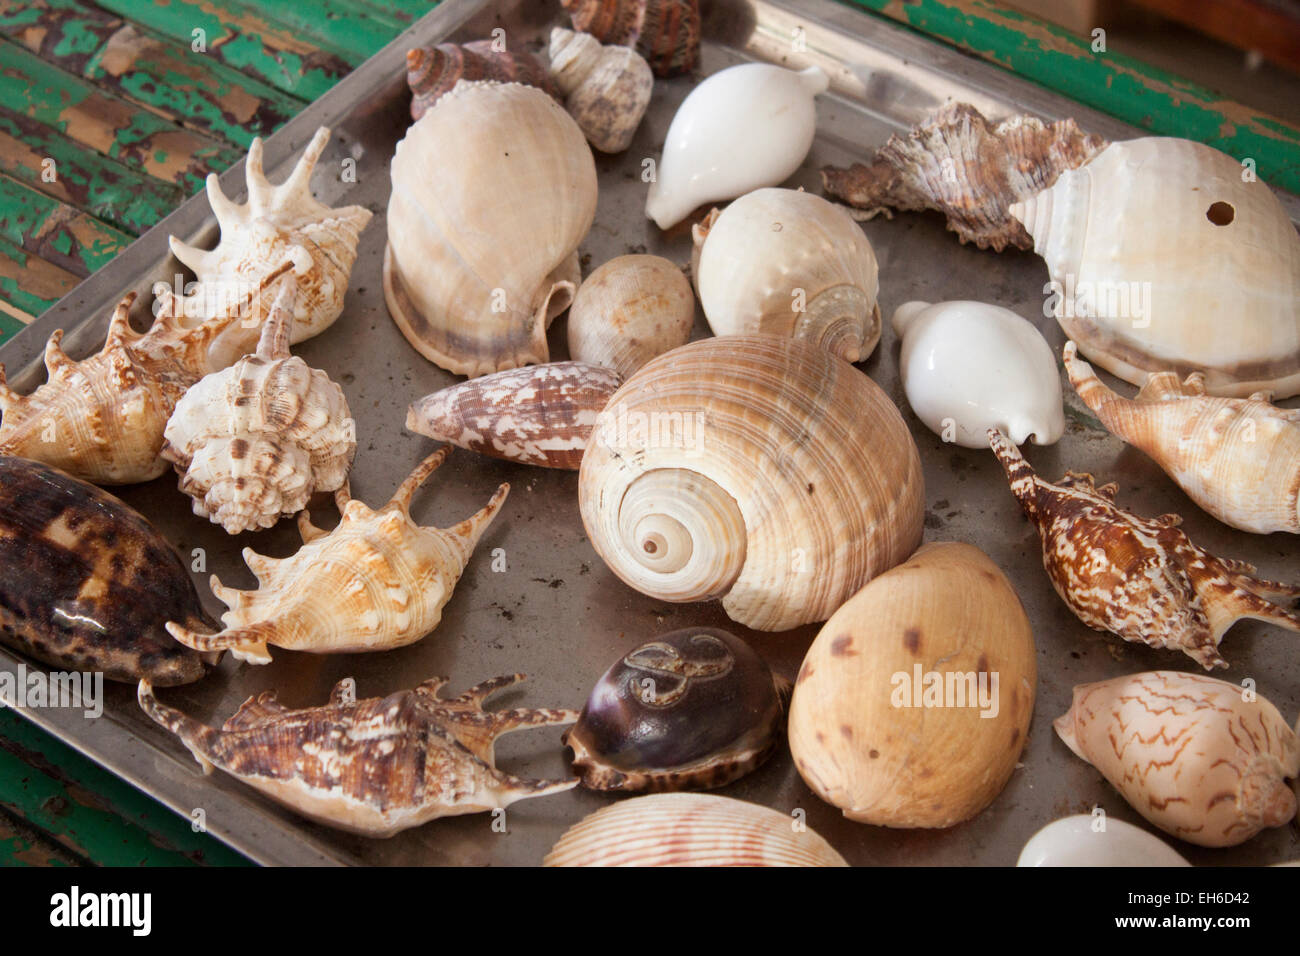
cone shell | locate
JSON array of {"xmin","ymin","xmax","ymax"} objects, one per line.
[
  {"xmin": 406, "ymin": 361, "xmax": 621, "ymax": 470},
  {"xmin": 566, "ymin": 254, "xmax": 694, "ymax": 378},
  {"xmin": 407, "ymin": 41, "xmax": 559, "ymax": 121},
  {"xmin": 1010, "ymin": 137, "xmax": 1300, "ymax": 398},
  {"xmin": 561, "ymin": 0, "xmax": 700, "ymax": 77},
  {"xmin": 385, "ymin": 81, "xmax": 598, "ymax": 377},
  {"xmin": 1055, "ymin": 671, "xmax": 1300, "ymax": 848},
  {"xmin": 578, "ymin": 334, "xmax": 925, "ymax": 632},
  {"xmin": 789, "ymin": 542, "xmax": 1036, "ymax": 828},
  {"xmin": 548, "ymin": 28, "xmax": 652, "ymax": 154},
  {"xmin": 544, "ymin": 793, "xmax": 848, "ymax": 866},
  {"xmin": 692, "ymin": 188, "xmax": 882, "ymax": 362}
]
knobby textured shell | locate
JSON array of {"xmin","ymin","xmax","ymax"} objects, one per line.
[
  {"xmin": 544, "ymin": 792, "xmax": 848, "ymax": 866},
  {"xmin": 407, "ymin": 41, "xmax": 558, "ymax": 120},
  {"xmin": 162, "ymin": 282, "xmax": 356, "ymax": 534},
  {"xmin": 139, "ymin": 674, "xmax": 577, "ymax": 837},
  {"xmin": 0, "ymin": 456, "xmax": 214, "ymax": 685},
  {"xmin": 989, "ymin": 428, "xmax": 1300, "ymax": 670},
  {"xmin": 1010, "ymin": 137, "xmax": 1300, "ymax": 398},
  {"xmin": 166, "ymin": 446, "xmax": 507, "ymax": 664},
  {"xmin": 789, "ymin": 542, "xmax": 1036, "ymax": 828},
  {"xmin": 691, "ymin": 188, "xmax": 881, "ymax": 362},
  {"xmin": 168, "ymin": 127, "xmax": 372, "ymax": 371},
  {"xmin": 1065, "ymin": 341, "xmax": 1300, "ymax": 534},
  {"xmin": 385, "ymin": 81, "xmax": 598, "ymax": 377},
  {"xmin": 561, "ymin": 0, "xmax": 700, "ymax": 77},
  {"xmin": 1056, "ymin": 671, "xmax": 1300, "ymax": 848},
  {"xmin": 406, "ymin": 361, "xmax": 622, "ymax": 470},
  {"xmin": 578, "ymin": 334, "xmax": 925, "ymax": 631},
  {"xmin": 566, "ymin": 254, "xmax": 694, "ymax": 377},
  {"xmin": 1017, "ymin": 815, "xmax": 1191, "ymax": 867},
  {"xmin": 548, "ymin": 28, "xmax": 653, "ymax": 153},
  {"xmin": 821, "ymin": 102, "xmax": 1106, "ymax": 250}
]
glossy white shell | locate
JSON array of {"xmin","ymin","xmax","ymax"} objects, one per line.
[
  {"xmin": 645, "ymin": 63, "xmax": 828, "ymax": 229},
  {"xmin": 1017, "ymin": 815, "xmax": 1191, "ymax": 867},
  {"xmin": 892, "ymin": 300, "xmax": 1064, "ymax": 448}
]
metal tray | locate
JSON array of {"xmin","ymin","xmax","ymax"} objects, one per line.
[{"xmin": 3, "ymin": 0, "xmax": 1298, "ymax": 867}]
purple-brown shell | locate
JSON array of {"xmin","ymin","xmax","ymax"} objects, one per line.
[
  {"xmin": 407, "ymin": 42, "xmax": 560, "ymax": 120},
  {"xmin": 561, "ymin": 0, "xmax": 700, "ymax": 77}
]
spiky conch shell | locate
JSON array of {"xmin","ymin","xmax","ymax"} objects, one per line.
[
  {"xmin": 406, "ymin": 41, "xmax": 560, "ymax": 121},
  {"xmin": 384, "ymin": 81, "xmax": 598, "ymax": 377},
  {"xmin": 1055, "ymin": 670, "xmax": 1300, "ymax": 848},
  {"xmin": 561, "ymin": 0, "xmax": 700, "ymax": 77},
  {"xmin": 162, "ymin": 281, "xmax": 357, "ymax": 534},
  {"xmin": 548, "ymin": 27, "xmax": 653, "ymax": 154},
  {"xmin": 167, "ymin": 126, "xmax": 372, "ymax": 371},
  {"xmin": 166, "ymin": 446, "xmax": 507, "ymax": 664}
]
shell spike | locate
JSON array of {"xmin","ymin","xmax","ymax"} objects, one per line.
[
  {"xmin": 137, "ymin": 680, "xmax": 217, "ymax": 774},
  {"xmin": 453, "ymin": 672, "xmax": 526, "ymax": 706},
  {"xmin": 0, "ymin": 366, "xmax": 16, "ymax": 413},
  {"xmin": 165, "ymin": 619, "xmax": 273, "ymax": 664},
  {"xmin": 103, "ymin": 293, "xmax": 139, "ymax": 349},
  {"xmin": 242, "ymin": 547, "xmax": 279, "ymax": 581},
  {"xmin": 204, "ymin": 172, "xmax": 243, "ymax": 228},
  {"xmin": 255, "ymin": 280, "xmax": 297, "ymax": 360},
  {"xmin": 276, "ymin": 126, "xmax": 332, "ymax": 205},
  {"xmin": 414, "ymin": 675, "xmax": 451, "ymax": 697},
  {"xmin": 495, "ymin": 771, "xmax": 579, "ymax": 803},
  {"xmin": 389, "ymin": 446, "xmax": 452, "ymax": 513},
  {"xmin": 245, "ymin": 137, "xmax": 272, "ymax": 214},
  {"xmin": 43, "ymin": 330, "xmax": 73, "ymax": 380},
  {"xmin": 447, "ymin": 482, "xmax": 509, "ymax": 548},
  {"xmin": 297, "ymin": 510, "xmax": 328, "ymax": 544},
  {"xmin": 987, "ymin": 428, "xmax": 1041, "ymax": 519},
  {"xmin": 487, "ymin": 706, "xmax": 581, "ymax": 738},
  {"xmin": 169, "ymin": 235, "xmax": 217, "ymax": 276}
]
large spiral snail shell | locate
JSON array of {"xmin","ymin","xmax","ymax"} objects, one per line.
[{"xmin": 578, "ymin": 334, "xmax": 925, "ymax": 631}]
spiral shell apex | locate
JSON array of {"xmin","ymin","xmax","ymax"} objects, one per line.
[
  {"xmin": 407, "ymin": 42, "xmax": 558, "ymax": 120},
  {"xmin": 578, "ymin": 334, "xmax": 925, "ymax": 631},
  {"xmin": 561, "ymin": 0, "xmax": 700, "ymax": 77},
  {"xmin": 548, "ymin": 28, "xmax": 652, "ymax": 154}
]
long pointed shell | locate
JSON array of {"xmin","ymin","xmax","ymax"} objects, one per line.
[
  {"xmin": 692, "ymin": 188, "xmax": 881, "ymax": 362},
  {"xmin": 385, "ymin": 82, "xmax": 598, "ymax": 377},
  {"xmin": 1065, "ymin": 341, "xmax": 1300, "ymax": 534},
  {"xmin": 578, "ymin": 334, "xmax": 924, "ymax": 631},
  {"xmin": 544, "ymin": 793, "xmax": 848, "ymax": 866},
  {"xmin": 561, "ymin": 0, "xmax": 700, "ymax": 77},
  {"xmin": 407, "ymin": 42, "xmax": 558, "ymax": 120},
  {"xmin": 548, "ymin": 28, "xmax": 653, "ymax": 154},
  {"xmin": 1055, "ymin": 671, "xmax": 1300, "ymax": 848}
]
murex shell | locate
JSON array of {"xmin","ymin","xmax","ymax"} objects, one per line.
[
  {"xmin": 1017, "ymin": 815, "xmax": 1191, "ymax": 867},
  {"xmin": 565, "ymin": 627, "xmax": 787, "ymax": 791},
  {"xmin": 544, "ymin": 792, "xmax": 848, "ymax": 866},
  {"xmin": 989, "ymin": 428, "xmax": 1300, "ymax": 670},
  {"xmin": 692, "ymin": 188, "xmax": 881, "ymax": 362},
  {"xmin": 407, "ymin": 41, "xmax": 559, "ymax": 121},
  {"xmin": 166, "ymin": 446, "xmax": 507, "ymax": 664},
  {"xmin": 561, "ymin": 0, "xmax": 700, "ymax": 78},
  {"xmin": 385, "ymin": 81, "xmax": 598, "ymax": 377},
  {"xmin": 1056, "ymin": 671, "xmax": 1300, "ymax": 847},
  {"xmin": 1065, "ymin": 341, "xmax": 1300, "ymax": 534},
  {"xmin": 139, "ymin": 674, "xmax": 577, "ymax": 837},
  {"xmin": 163, "ymin": 282, "xmax": 356, "ymax": 533},
  {"xmin": 0, "ymin": 456, "xmax": 213, "ymax": 685},
  {"xmin": 548, "ymin": 28, "xmax": 653, "ymax": 154},
  {"xmin": 579, "ymin": 334, "xmax": 925, "ymax": 632},
  {"xmin": 407, "ymin": 361, "xmax": 621, "ymax": 470}
]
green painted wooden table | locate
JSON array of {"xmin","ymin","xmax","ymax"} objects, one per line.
[{"xmin": 0, "ymin": 0, "xmax": 1297, "ymax": 866}]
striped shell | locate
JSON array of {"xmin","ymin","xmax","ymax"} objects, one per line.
[
  {"xmin": 407, "ymin": 42, "xmax": 559, "ymax": 120},
  {"xmin": 561, "ymin": 0, "xmax": 700, "ymax": 77},
  {"xmin": 548, "ymin": 28, "xmax": 653, "ymax": 153},
  {"xmin": 544, "ymin": 793, "xmax": 848, "ymax": 866}
]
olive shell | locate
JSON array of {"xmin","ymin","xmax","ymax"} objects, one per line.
[{"xmin": 565, "ymin": 626, "xmax": 785, "ymax": 791}]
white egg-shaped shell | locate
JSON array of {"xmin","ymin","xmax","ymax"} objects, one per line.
[
  {"xmin": 892, "ymin": 300, "xmax": 1065, "ymax": 448},
  {"xmin": 645, "ymin": 63, "xmax": 828, "ymax": 230},
  {"xmin": 1017, "ymin": 815, "xmax": 1191, "ymax": 867}
]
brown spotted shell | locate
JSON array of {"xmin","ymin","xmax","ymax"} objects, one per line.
[
  {"xmin": 407, "ymin": 41, "xmax": 560, "ymax": 120},
  {"xmin": 561, "ymin": 0, "xmax": 700, "ymax": 77}
]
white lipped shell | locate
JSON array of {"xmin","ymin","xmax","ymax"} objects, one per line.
[
  {"xmin": 692, "ymin": 188, "xmax": 881, "ymax": 362},
  {"xmin": 385, "ymin": 81, "xmax": 598, "ymax": 377},
  {"xmin": 543, "ymin": 793, "xmax": 848, "ymax": 866},
  {"xmin": 892, "ymin": 300, "xmax": 1064, "ymax": 448},
  {"xmin": 578, "ymin": 334, "xmax": 925, "ymax": 632},
  {"xmin": 1017, "ymin": 815, "xmax": 1191, "ymax": 867},
  {"xmin": 1010, "ymin": 137, "xmax": 1300, "ymax": 398},
  {"xmin": 645, "ymin": 63, "xmax": 828, "ymax": 230},
  {"xmin": 566, "ymin": 254, "xmax": 694, "ymax": 377},
  {"xmin": 548, "ymin": 28, "xmax": 653, "ymax": 154}
]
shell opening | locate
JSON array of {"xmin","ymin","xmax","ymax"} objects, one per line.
[{"xmin": 1206, "ymin": 201, "xmax": 1235, "ymax": 226}]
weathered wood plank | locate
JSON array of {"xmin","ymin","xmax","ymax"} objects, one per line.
[
  {"xmin": 0, "ymin": 173, "xmax": 132, "ymax": 276},
  {"xmin": 240, "ymin": 0, "xmax": 407, "ymax": 57},
  {"xmin": 350, "ymin": 0, "xmax": 435, "ymax": 26},
  {"xmin": 0, "ymin": 234, "xmax": 76, "ymax": 326}
]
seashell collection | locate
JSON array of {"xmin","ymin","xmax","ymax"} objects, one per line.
[{"xmin": 4, "ymin": 8, "xmax": 1298, "ymax": 868}]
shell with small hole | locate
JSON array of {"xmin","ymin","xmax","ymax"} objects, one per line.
[
  {"xmin": 385, "ymin": 81, "xmax": 598, "ymax": 377},
  {"xmin": 1016, "ymin": 815, "xmax": 1191, "ymax": 867},
  {"xmin": 560, "ymin": 0, "xmax": 700, "ymax": 77},
  {"xmin": 548, "ymin": 28, "xmax": 652, "ymax": 154}
]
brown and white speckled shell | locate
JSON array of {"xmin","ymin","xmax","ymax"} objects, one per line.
[
  {"xmin": 989, "ymin": 428, "xmax": 1300, "ymax": 670},
  {"xmin": 821, "ymin": 102, "xmax": 1106, "ymax": 251},
  {"xmin": 406, "ymin": 362, "xmax": 621, "ymax": 470},
  {"xmin": 139, "ymin": 674, "xmax": 577, "ymax": 837},
  {"xmin": 1056, "ymin": 670, "xmax": 1300, "ymax": 848},
  {"xmin": 561, "ymin": 0, "xmax": 700, "ymax": 77},
  {"xmin": 165, "ymin": 446, "xmax": 507, "ymax": 664},
  {"xmin": 544, "ymin": 792, "xmax": 848, "ymax": 866},
  {"xmin": 407, "ymin": 41, "xmax": 559, "ymax": 121},
  {"xmin": 1065, "ymin": 341, "xmax": 1300, "ymax": 534},
  {"xmin": 548, "ymin": 28, "xmax": 653, "ymax": 153}
]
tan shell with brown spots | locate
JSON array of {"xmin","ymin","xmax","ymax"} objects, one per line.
[{"xmin": 788, "ymin": 541, "xmax": 1036, "ymax": 828}]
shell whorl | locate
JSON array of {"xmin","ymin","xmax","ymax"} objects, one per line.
[
  {"xmin": 561, "ymin": 0, "xmax": 701, "ymax": 78},
  {"xmin": 548, "ymin": 28, "xmax": 653, "ymax": 154},
  {"xmin": 407, "ymin": 42, "xmax": 558, "ymax": 120}
]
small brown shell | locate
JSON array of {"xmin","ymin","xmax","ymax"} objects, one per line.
[
  {"xmin": 561, "ymin": 0, "xmax": 700, "ymax": 77},
  {"xmin": 407, "ymin": 42, "xmax": 559, "ymax": 120}
]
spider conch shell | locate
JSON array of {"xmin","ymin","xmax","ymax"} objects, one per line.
[
  {"xmin": 544, "ymin": 793, "xmax": 848, "ymax": 866},
  {"xmin": 139, "ymin": 674, "xmax": 577, "ymax": 837},
  {"xmin": 166, "ymin": 446, "xmax": 507, "ymax": 664},
  {"xmin": 989, "ymin": 428, "xmax": 1300, "ymax": 670},
  {"xmin": 1064, "ymin": 341, "xmax": 1300, "ymax": 534},
  {"xmin": 691, "ymin": 188, "xmax": 881, "ymax": 362},
  {"xmin": 1055, "ymin": 671, "xmax": 1300, "ymax": 847},
  {"xmin": 578, "ymin": 334, "xmax": 924, "ymax": 631},
  {"xmin": 385, "ymin": 81, "xmax": 598, "ymax": 377},
  {"xmin": 1010, "ymin": 137, "xmax": 1300, "ymax": 398},
  {"xmin": 168, "ymin": 127, "xmax": 372, "ymax": 371},
  {"xmin": 548, "ymin": 28, "xmax": 652, "ymax": 154},
  {"xmin": 161, "ymin": 282, "xmax": 357, "ymax": 534}
]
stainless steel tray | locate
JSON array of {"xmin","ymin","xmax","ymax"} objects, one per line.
[{"xmin": 3, "ymin": 0, "xmax": 1298, "ymax": 867}]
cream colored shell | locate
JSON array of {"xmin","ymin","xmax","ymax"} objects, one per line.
[
  {"xmin": 548, "ymin": 28, "xmax": 653, "ymax": 154},
  {"xmin": 578, "ymin": 334, "xmax": 924, "ymax": 631},
  {"xmin": 692, "ymin": 188, "xmax": 881, "ymax": 362},
  {"xmin": 384, "ymin": 81, "xmax": 598, "ymax": 377},
  {"xmin": 789, "ymin": 542, "xmax": 1037, "ymax": 828}
]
